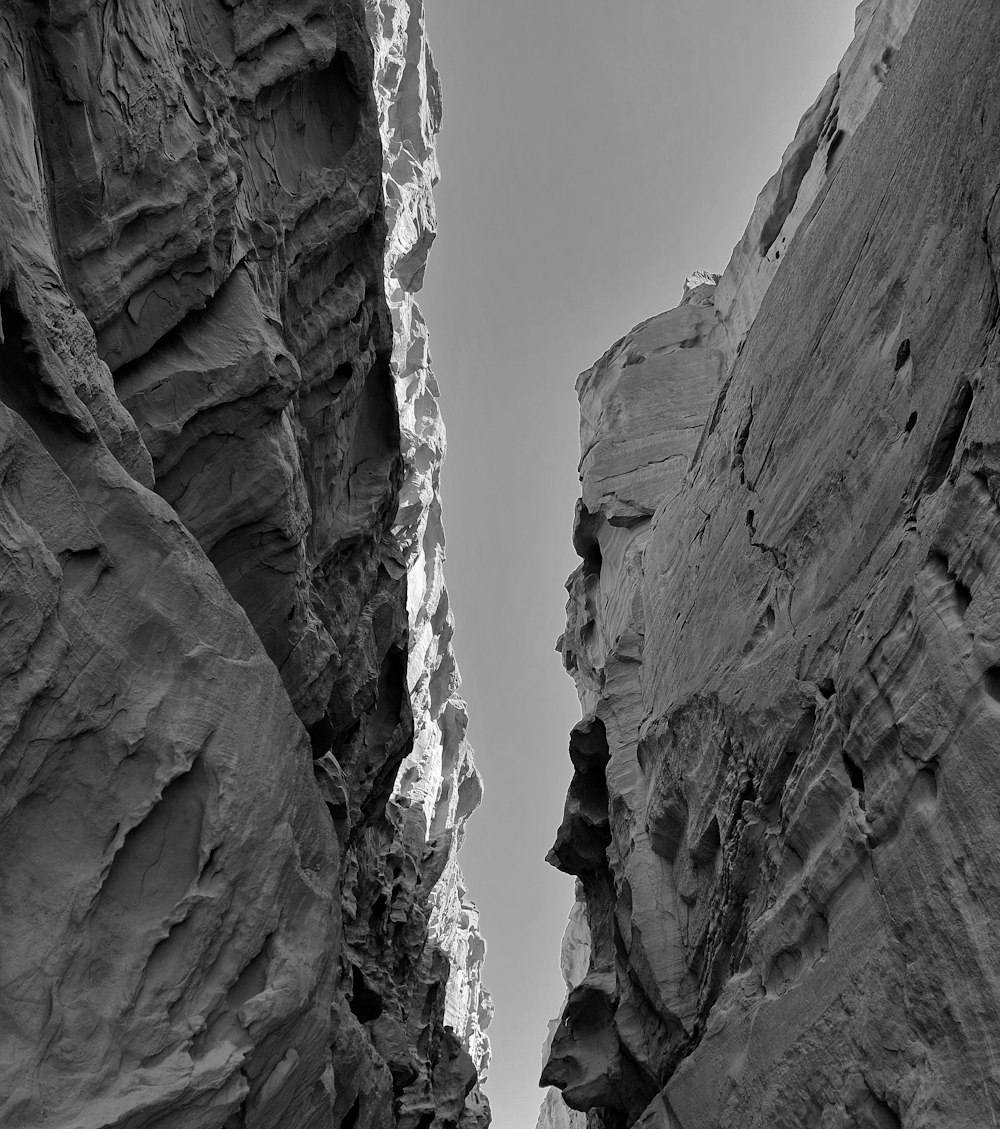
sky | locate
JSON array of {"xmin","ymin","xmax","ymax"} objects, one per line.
[{"xmin": 418, "ymin": 3, "xmax": 858, "ymax": 1126}]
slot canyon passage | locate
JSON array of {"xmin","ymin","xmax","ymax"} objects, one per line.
[{"xmin": 3, "ymin": 2, "xmax": 1000, "ymax": 1129}]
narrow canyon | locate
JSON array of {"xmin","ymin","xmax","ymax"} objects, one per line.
[
  {"xmin": 539, "ymin": 1, "xmax": 1000, "ymax": 1127},
  {"xmin": 1, "ymin": 1, "xmax": 999, "ymax": 1128}
]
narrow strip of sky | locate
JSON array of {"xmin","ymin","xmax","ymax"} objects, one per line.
[{"xmin": 420, "ymin": 4, "xmax": 858, "ymax": 1126}]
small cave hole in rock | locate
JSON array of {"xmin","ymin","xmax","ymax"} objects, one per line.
[
  {"xmin": 0, "ymin": 290, "xmax": 71, "ymax": 447},
  {"xmin": 350, "ymin": 966, "xmax": 384, "ymax": 1023},
  {"xmin": 842, "ymin": 752, "xmax": 865, "ymax": 798},
  {"xmin": 0, "ymin": 291, "xmax": 31, "ymax": 415},
  {"xmin": 308, "ymin": 714, "xmax": 335, "ymax": 758},
  {"xmin": 911, "ymin": 762, "xmax": 939, "ymax": 809},
  {"xmin": 341, "ymin": 1096, "xmax": 362, "ymax": 1129},
  {"xmin": 904, "ymin": 410, "xmax": 918, "ymax": 433},
  {"xmin": 329, "ymin": 362, "xmax": 353, "ymax": 394},
  {"xmin": 973, "ymin": 469, "xmax": 992, "ymax": 495},
  {"xmin": 826, "ymin": 128, "xmax": 846, "ymax": 170},
  {"xmin": 923, "ymin": 381, "xmax": 973, "ymax": 494},
  {"xmin": 584, "ymin": 542, "xmax": 602, "ymax": 578},
  {"xmin": 983, "ymin": 666, "xmax": 1000, "ymax": 704},
  {"xmin": 817, "ymin": 677, "xmax": 836, "ymax": 699},
  {"xmin": 895, "ymin": 338, "xmax": 911, "ymax": 371}
]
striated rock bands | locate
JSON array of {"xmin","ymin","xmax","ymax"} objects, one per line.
[
  {"xmin": 541, "ymin": 1, "xmax": 1000, "ymax": 1127},
  {"xmin": 0, "ymin": 0, "xmax": 486, "ymax": 1126}
]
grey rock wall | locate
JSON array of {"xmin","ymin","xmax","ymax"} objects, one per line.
[
  {"xmin": 0, "ymin": 1, "xmax": 485, "ymax": 1126},
  {"xmin": 358, "ymin": 4, "xmax": 491, "ymax": 1126},
  {"xmin": 541, "ymin": 1, "xmax": 1000, "ymax": 1126}
]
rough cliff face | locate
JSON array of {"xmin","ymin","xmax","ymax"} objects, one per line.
[
  {"xmin": 367, "ymin": 3, "xmax": 491, "ymax": 1124},
  {"xmin": 541, "ymin": 1, "xmax": 1000, "ymax": 1126},
  {"xmin": 0, "ymin": 0, "xmax": 486, "ymax": 1126},
  {"xmin": 537, "ymin": 890, "xmax": 591, "ymax": 1129}
]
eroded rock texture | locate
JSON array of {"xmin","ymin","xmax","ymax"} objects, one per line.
[
  {"xmin": 535, "ymin": 890, "xmax": 590, "ymax": 1129},
  {"xmin": 348, "ymin": 4, "xmax": 491, "ymax": 1126},
  {"xmin": 0, "ymin": 0, "xmax": 485, "ymax": 1126},
  {"xmin": 542, "ymin": 1, "xmax": 1000, "ymax": 1126}
]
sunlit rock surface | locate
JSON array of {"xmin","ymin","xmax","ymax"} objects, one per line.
[
  {"xmin": 368, "ymin": 1, "xmax": 492, "ymax": 1123},
  {"xmin": 0, "ymin": 0, "xmax": 485, "ymax": 1125},
  {"xmin": 542, "ymin": 1, "xmax": 1000, "ymax": 1126}
]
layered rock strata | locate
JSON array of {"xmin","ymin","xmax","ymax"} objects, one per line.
[
  {"xmin": 0, "ymin": 0, "xmax": 485, "ymax": 1126},
  {"xmin": 542, "ymin": 0, "xmax": 1000, "ymax": 1126}
]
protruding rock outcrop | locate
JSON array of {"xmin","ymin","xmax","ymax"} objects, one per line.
[
  {"xmin": 542, "ymin": 1, "xmax": 1000, "ymax": 1126},
  {"xmin": 535, "ymin": 891, "xmax": 590, "ymax": 1129},
  {"xmin": 0, "ymin": 0, "xmax": 486, "ymax": 1126}
]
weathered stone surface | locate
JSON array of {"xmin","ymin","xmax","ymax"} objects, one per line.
[
  {"xmin": 535, "ymin": 891, "xmax": 591, "ymax": 1129},
  {"xmin": 359, "ymin": 2, "xmax": 491, "ymax": 1125},
  {"xmin": 543, "ymin": 1, "xmax": 1000, "ymax": 1126},
  {"xmin": 577, "ymin": 281, "xmax": 722, "ymax": 526},
  {"xmin": 714, "ymin": 0, "xmax": 920, "ymax": 366},
  {"xmin": 0, "ymin": 0, "xmax": 486, "ymax": 1126}
]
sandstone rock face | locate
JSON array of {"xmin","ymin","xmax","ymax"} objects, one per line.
[
  {"xmin": 366, "ymin": 3, "xmax": 491, "ymax": 1124},
  {"xmin": 0, "ymin": 0, "xmax": 485, "ymax": 1126},
  {"xmin": 542, "ymin": 1, "xmax": 1000, "ymax": 1126},
  {"xmin": 715, "ymin": 0, "xmax": 920, "ymax": 367},
  {"xmin": 535, "ymin": 890, "xmax": 591, "ymax": 1129}
]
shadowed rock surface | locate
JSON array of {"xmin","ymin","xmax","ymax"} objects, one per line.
[
  {"xmin": 0, "ymin": 1, "xmax": 486, "ymax": 1126},
  {"xmin": 541, "ymin": 0, "xmax": 1000, "ymax": 1126}
]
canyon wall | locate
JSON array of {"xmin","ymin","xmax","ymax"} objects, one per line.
[
  {"xmin": 370, "ymin": 3, "xmax": 491, "ymax": 1124},
  {"xmin": 0, "ymin": 0, "xmax": 486, "ymax": 1126},
  {"xmin": 541, "ymin": 0, "xmax": 1000, "ymax": 1126}
]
